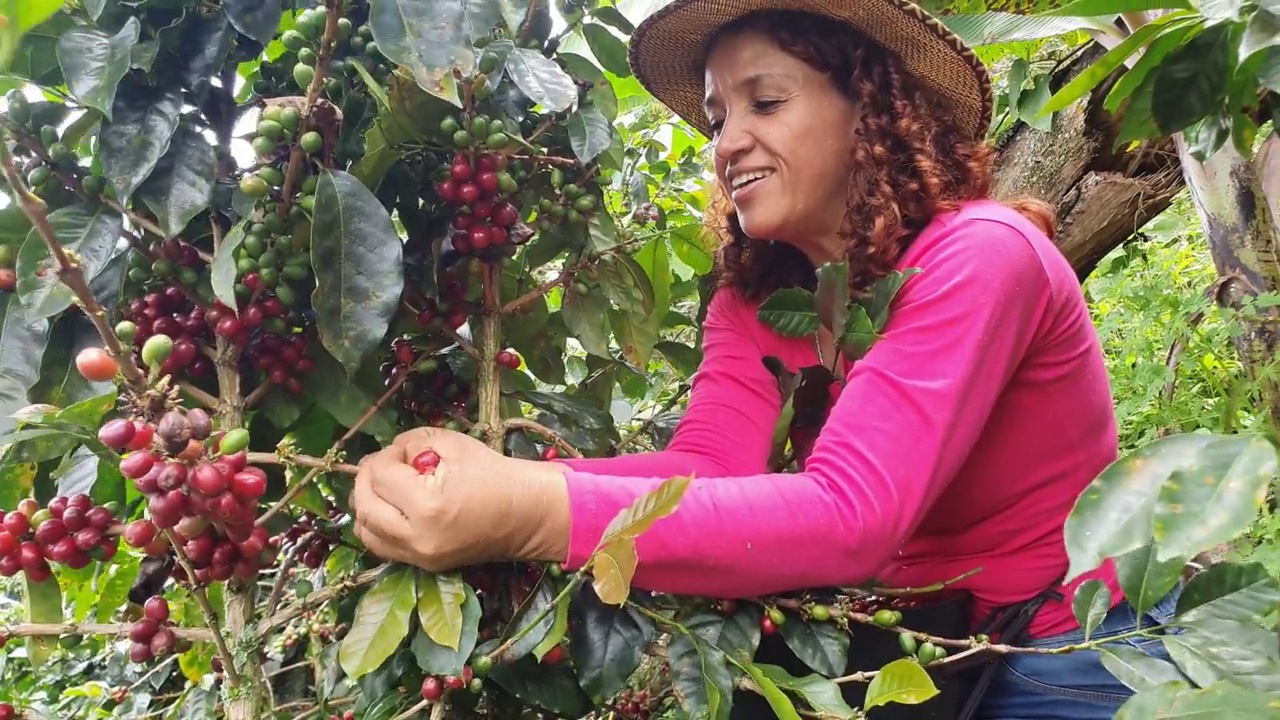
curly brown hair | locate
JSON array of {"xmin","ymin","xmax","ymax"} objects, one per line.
[{"xmin": 703, "ymin": 10, "xmax": 1054, "ymax": 301}]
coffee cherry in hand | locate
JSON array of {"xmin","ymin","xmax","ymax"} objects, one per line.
[{"xmin": 412, "ymin": 450, "xmax": 441, "ymax": 474}]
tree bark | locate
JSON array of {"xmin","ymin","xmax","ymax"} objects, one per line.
[{"xmin": 988, "ymin": 45, "xmax": 1185, "ymax": 279}]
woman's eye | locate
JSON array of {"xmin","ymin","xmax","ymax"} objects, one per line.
[{"xmin": 752, "ymin": 99, "xmax": 782, "ymax": 112}]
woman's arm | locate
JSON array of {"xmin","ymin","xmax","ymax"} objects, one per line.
[
  {"xmin": 555, "ymin": 288, "xmax": 783, "ymax": 478},
  {"xmin": 559, "ymin": 217, "xmax": 1055, "ymax": 597}
]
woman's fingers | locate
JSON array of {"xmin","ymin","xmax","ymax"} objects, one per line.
[
  {"xmin": 352, "ymin": 515, "xmax": 412, "ymax": 565},
  {"xmin": 351, "ymin": 455, "xmax": 416, "ymax": 540}
]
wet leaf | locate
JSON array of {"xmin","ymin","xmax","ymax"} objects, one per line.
[
  {"xmin": 56, "ymin": 16, "xmax": 139, "ymax": 120},
  {"xmin": 137, "ymin": 122, "xmax": 216, "ymax": 236},
  {"xmin": 16, "ymin": 204, "xmax": 124, "ymax": 321},
  {"xmin": 310, "ymin": 168, "xmax": 405, "ymax": 376},
  {"xmin": 569, "ymin": 584, "xmax": 654, "ymax": 701},
  {"xmin": 98, "ymin": 82, "xmax": 184, "ymax": 201},
  {"xmin": 1071, "ymin": 578, "xmax": 1112, "ymax": 642},
  {"xmin": 864, "ymin": 658, "xmax": 939, "ymax": 711},
  {"xmin": 416, "ymin": 570, "xmax": 466, "ymax": 651},
  {"xmin": 758, "ymin": 288, "xmax": 819, "ymax": 338},
  {"xmin": 338, "ymin": 566, "xmax": 417, "ymax": 679}
]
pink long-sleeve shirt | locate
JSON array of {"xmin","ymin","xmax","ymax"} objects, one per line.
[{"xmin": 560, "ymin": 199, "xmax": 1123, "ymax": 639}]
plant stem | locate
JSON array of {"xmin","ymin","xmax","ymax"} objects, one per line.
[
  {"xmin": 276, "ymin": 0, "xmax": 341, "ymax": 219},
  {"xmin": 485, "ymin": 569, "xmax": 587, "ymax": 661},
  {"xmin": 501, "ymin": 417, "xmax": 582, "ymax": 458},
  {"xmin": 162, "ymin": 529, "xmax": 242, "ymax": 684},
  {"xmin": 246, "ymin": 451, "xmax": 359, "ymax": 476},
  {"xmin": 257, "ymin": 564, "xmax": 387, "ymax": 636},
  {"xmin": 0, "ymin": 621, "xmax": 214, "ymax": 643},
  {"xmin": 477, "ymin": 262, "xmax": 503, "ymax": 451}
]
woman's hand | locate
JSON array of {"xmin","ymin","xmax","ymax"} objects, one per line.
[{"xmin": 349, "ymin": 427, "xmax": 572, "ymax": 572}]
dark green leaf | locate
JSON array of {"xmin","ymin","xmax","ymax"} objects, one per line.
[
  {"xmin": 587, "ymin": 212, "xmax": 619, "ymax": 253},
  {"xmin": 1162, "ymin": 617, "xmax": 1280, "ymax": 691},
  {"xmin": 570, "ymin": 584, "xmax": 654, "ymax": 701},
  {"xmin": 29, "ymin": 314, "xmax": 114, "ymax": 409},
  {"xmin": 210, "ymin": 221, "xmax": 246, "ymax": 312},
  {"xmin": 741, "ymin": 662, "xmax": 802, "ymax": 719},
  {"xmin": 758, "ymin": 288, "xmax": 819, "ymax": 338},
  {"xmin": 338, "ymin": 566, "xmax": 418, "ymax": 679},
  {"xmin": 302, "ymin": 349, "xmax": 397, "ymax": 441},
  {"xmin": 0, "ymin": 292, "xmax": 51, "ymax": 436},
  {"xmin": 591, "ymin": 6, "xmax": 635, "ymax": 33},
  {"xmin": 1099, "ymin": 646, "xmax": 1187, "ymax": 692},
  {"xmin": 137, "ymin": 122, "xmax": 216, "ymax": 236},
  {"xmin": 654, "ymin": 341, "xmax": 701, "ymax": 377},
  {"xmin": 223, "ymin": 0, "xmax": 282, "ymax": 45},
  {"xmin": 1105, "ymin": 22, "xmax": 1200, "ymax": 112},
  {"xmin": 488, "ymin": 653, "xmax": 593, "ymax": 717},
  {"xmin": 864, "ymin": 658, "xmax": 939, "ymax": 711},
  {"xmin": 506, "ymin": 47, "xmax": 578, "ymax": 112},
  {"xmin": 55, "ymin": 16, "xmax": 139, "ymax": 120},
  {"xmin": 814, "ymin": 262, "xmax": 849, "ymax": 335},
  {"xmin": 668, "ymin": 607, "xmax": 762, "ymax": 720},
  {"xmin": 753, "ymin": 664, "xmax": 857, "ymax": 718},
  {"xmin": 1114, "ymin": 541, "xmax": 1185, "ymax": 617},
  {"xmin": 310, "ymin": 168, "xmax": 405, "ymax": 376},
  {"xmin": 1114, "ymin": 68, "xmax": 1161, "ymax": 147},
  {"xmin": 838, "ymin": 305, "xmax": 878, "ymax": 362},
  {"xmin": 411, "ymin": 583, "xmax": 481, "ymax": 676},
  {"xmin": 23, "ymin": 573, "xmax": 61, "ymax": 667},
  {"xmin": 99, "ymin": 82, "xmax": 184, "ymax": 201},
  {"xmin": 1071, "ymin": 578, "xmax": 1112, "ymax": 642},
  {"xmin": 1151, "ymin": 23, "xmax": 1233, "ymax": 134},
  {"xmin": 567, "ymin": 104, "xmax": 612, "ymax": 163},
  {"xmin": 503, "ymin": 577, "xmax": 559, "ymax": 660},
  {"xmin": 516, "ymin": 390, "xmax": 616, "ymax": 431},
  {"xmin": 1176, "ymin": 562, "xmax": 1280, "ymax": 625},
  {"xmin": 1064, "ymin": 432, "xmax": 1276, "ymax": 582},
  {"xmin": 777, "ymin": 615, "xmax": 849, "ymax": 678},
  {"xmin": 16, "ymin": 204, "xmax": 124, "ymax": 321},
  {"xmin": 563, "ymin": 286, "xmax": 612, "ymax": 357},
  {"xmin": 859, "ymin": 267, "xmax": 920, "ymax": 332},
  {"xmin": 179, "ymin": 8, "xmax": 232, "ymax": 97},
  {"xmin": 582, "ymin": 23, "xmax": 630, "ymax": 76},
  {"xmin": 1185, "ymin": 112, "xmax": 1231, "ymax": 162}
]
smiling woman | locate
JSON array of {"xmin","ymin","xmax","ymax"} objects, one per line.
[{"xmin": 351, "ymin": 2, "xmax": 1180, "ymax": 719}]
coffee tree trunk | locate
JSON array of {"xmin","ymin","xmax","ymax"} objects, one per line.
[
  {"xmin": 989, "ymin": 45, "xmax": 1185, "ymax": 279},
  {"xmin": 1174, "ymin": 134, "xmax": 1280, "ymax": 428}
]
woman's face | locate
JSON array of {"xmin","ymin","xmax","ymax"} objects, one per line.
[{"xmin": 703, "ymin": 29, "xmax": 861, "ymax": 263}]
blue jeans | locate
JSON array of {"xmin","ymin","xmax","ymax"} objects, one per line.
[{"xmin": 977, "ymin": 584, "xmax": 1182, "ymax": 720}]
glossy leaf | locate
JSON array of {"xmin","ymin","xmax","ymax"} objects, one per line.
[
  {"xmin": 0, "ymin": 287, "xmax": 52, "ymax": 437},
  {"xmin": 758, "ymin": 288, "xmax": 819, "ymax": 338},
  {"xmin": 814, "ymin": 262, "xmax": 849, "ymax": 335},
  {"xmin": 1071, "ymin": 578, "xmax": 1112, "ymax": 642},
  {"xmin": 23, "ymin": 573, "xmax": 62, "ymax": 667},
  {"xmin": 937, "ymin": 13, "xmax": 1101, "ymax": 46},
  {"xmin": 531, "ymin": 595, "xmax": 571, "ymax": 661},
  {"xmin": 563, "ymin": 285, "xmax": 612, "ymax": 357},
  {"xmin": 137, "ymin": 122, "xmax": 216, "ymax": 235},
  {"xmin": 98, "ymin": 83, "xmax": 184, "ymax": 201},
  {"xmin": 504, "ymin": 578, "xmax": 559, "ymax": 659},
  {"xmin": 569, "ymin": 584, "xmax": 654, "ymax": 701},
  {"xmin": 777, "ymin": 615, "xmax": 849, "ymax": 678},
  {"xmin": 56, "ymin": 16, "xmax": 139, "ymax": 120},
  {"xmin": 838, "ymin": 305, "xmax": 878, "ymax": 362},
  {"xmin": 1063, "ymin": 432, "xmax": 1276, "ymax": 582},
  {"xmin": 30, "ymin": 314, "xmax": 113, "ymax": 409},
  {"xmin": 1039, "ymin": 15, "xmax": 1188, "ymax": 116},
  {"xmin": 507, "ymin": 48, "xmax": 578, "ymax": 112},
  {"xmin": 338, "ymin": 566, "xmax": 418, "ymax": 679},
  {"xmin": 1176, "ymin": 562, "xmax": 1280, "ymax": 625},
  {"xmin": 582, "ymin": 24, "xmax": 630, "ymax": 77},
  {"xmin": 1185, "ymin": 112, "xmax": 1231, "ymax": 163},
  {"xmin": 1162, "ymin": 617, "xmax": 1280, "ymax": 691},
  {"xmin": 1104, "ymin": 22, "xmax": 1200, "ymax": 112},
  {"xmin": 223, "ymin": 0, "xmax": 282, "ymax": 46},
  {"xmin": 1120, "ymin": 680, "xmax": 1280, "ymax": 718},
  {"xmin": 16, "ymin": 204, "xmax": 124, "ymax": 322},
  {"xmin": 1241, "ymin": 8, "xmax": 1280, "ymax": 61},
  {"xmin": 1150, "ymin": 23, "xmax": 1233, "ymax": 134},
  {"xmin": 178, "ymin": 8, "xmax": 232, "ymax": 97},
  {"xmin": 488, "ymin": 653, "xmax": 593, "ymax": 717},
  {"xmin": 670, "ymin": 224, "xmax": 715, "ymax": 274},
  {"xmin": 302, "ymin": 349, "xmax": 397, "ymax": 441},
  {"xmin": 568, "ymin": 104, "xmax": 612, "ymax": 163},
  {"xmin": 210, "ymin": 221, "xmax": 247, "ymax": 312},
  {"xmin": 310, "ymin": 168, "xmax": 405, "ymax": 376},
  {"xmin": 1114, "ymin": 541, "xmax": 1185, "ymax": 617},
  {"xmin": 592, "ymin": 537, "xmax": 639, "ymax": 606},
  {"xmin": 741, "ymin": 662, "xmax": 802, "ymax": 720},
  {"xmin": 1099, "ymin": 646, "xmax": 1188, "ymax": 692},
  {"xmin": 753, "ymin": 664, "xmax": 857, "ymax": 719},
  {"xmin": 416, "ymin": 570, "xmax": 466, "ymax": 651},
  {"xmin": 864, "ymin": 658, "xmax": 939, "ymax": 711},
  {"xmin": 410, "ymin": 583, "xmax": 481, "ymax": 676},
  {"xmin": 859, "ymin": 268, "xmax": 920, "ymax": 332},
  {"xmin": 667, "ymin": 608, "xmax": 762, "ymax": 720}
]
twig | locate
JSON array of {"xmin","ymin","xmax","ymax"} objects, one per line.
[
  {"xmin": 0, "ymin": 141, "xmax": 149, "ymax": 391},
  {"xmin": 614, "ymin": 383, "xmax": 690, "ymax": 452},
  {"xmin": 257, "ymin": 564, "xmax": 387, "ymax": 636},
  {"xmin": 276, "ymin": 0, "xmax": 341, "ymax": 218},
  {"xmin": 508, "ymin": 153, "xmax": 580, "ymax": 167},
  {"xmin": 243, "ymin": 381, "xmax": 273, "ymax": 408},
  {"xmin": 179, "ymin": 381, "xmax": 220, "ymax": 409},
  {"xmin": 0, "ymin": 621, "xmax": 214, "ymax": 643},
  {"xmin": 441, "ymin": 325, "xmax": 480, "ymax": 359},
  {"xmin": 501, "ymin": 232, "xmax": 652, "ymax": 315},
  {"xmin": 501, "ymin": 417, "xmax": 583, "ymax": 458},
  {"xmin": 163, "ymin": 529, "xmax": 242, "ymax": 685},
  {"xmin": 486, "ymin": 570, "xmax": 587, "ymax": 661},
  {"xmin": 264, "ymin": 531, "xmax": 316, "ymax": 616},
  {"xmin": 246, "ymin": 451, "xmax": 359, "ymax": 476},
  {"xmin": 390, "ymin": 698, "xmax": 435, "ymax": 720}
]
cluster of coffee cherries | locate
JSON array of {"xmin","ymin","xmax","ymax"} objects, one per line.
[
  {"xmin": 420, "ymin": 657, "xmax": 489, "ymax": 702},
  {"xmin": 414, "ymin": 274, "xmax": 471, "ymax": 333},
  {"xmin": 385, "ymin": 345, "xmax": 474, "ymax": 426},
  {"xmin": 102, "ymin": 406, "xmax": 273, "ymax": 585},
  {"xmin": 126, "ymin": 596, "xmax": 181, "ymax": 664},
  {"xmin": 271, "ymin": 609, "xmax": 345, "ymax": 657},
  {"xmin": 243, "ymin": 327, "xmax": 317, "ymax": 395},
  {"xmin": 0, "ymin": 494, "xmax": 122, "ymax": 581},
  {"xmin": 611, "ymin": 688, "xmax": 654, "ymax": 720},
  {"xmin": 279, "ymin": 506, "xmax": 345, "ymax": 569},
  {"xmin": 116, "ymin": 287, "xmax": 215, "ymax": 380},
  {"xmin": 435, "ymin": 151, "xmax": 528, "ymax": 258}
]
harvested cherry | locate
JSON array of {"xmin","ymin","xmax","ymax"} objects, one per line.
[{"xmin": 412, "ymin": 450, "xmax": 441, "ymax": 474}]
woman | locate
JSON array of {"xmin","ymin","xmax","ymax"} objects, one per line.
[{"xmin": 350, "ymin": 1, "xmax": 1180, "ymax": 717}]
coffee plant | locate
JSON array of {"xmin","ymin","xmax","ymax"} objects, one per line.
[{"xmin": 0, "ymin": 1, "xmax": 1277, "ymax": 719}]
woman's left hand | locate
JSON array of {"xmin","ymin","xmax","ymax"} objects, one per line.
[{"xmin": 349, "ymin": 427, "xmax": 572, "ymax": 572}]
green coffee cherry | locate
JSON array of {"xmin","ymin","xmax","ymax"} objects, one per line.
[
  {"xmin": 141, "ymin": 334, "xmax": 174, "ymax": 367},
  {"xmin": 219, "ymin": 428, "xmax": 250, "ymax": 455}
]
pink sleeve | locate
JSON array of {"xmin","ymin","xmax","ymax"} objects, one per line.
[
  {"xmin": 559, "ymin": 218, "xmax": 1053, "ymax": 597},
  {"xmin": 557, "ymin": 288, "xmax": 780, "ymax": 478}
]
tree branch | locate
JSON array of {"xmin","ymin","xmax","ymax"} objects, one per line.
[
  {"xmin": 163, "ymin": 529, "xmax": 242, "ymax": 685},
  {"xmin": 246, "ymin": 451, "xmax": 359, "ymax": 476},
  {"xmin": 0, "ymin": 621, "xmax": 214, "ymax": 643},
  {"xmin": 257, "ymin": 564, "xmax": 387, "ymax": 636},
  {"xmin": 501, "ymin": 417, "xmax": 582, "ymax": 458},
  {"xmin": 276, "ymin": 0, "xmax": 341, "ymax": 219},
  {"xmin": 179, "ymin": 381, "xmax": 220, "ymax": 409}
]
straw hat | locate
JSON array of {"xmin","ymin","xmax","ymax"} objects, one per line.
[{"xmin": 626, "ymin": 0, "xmax": 993, "ymax": 141}]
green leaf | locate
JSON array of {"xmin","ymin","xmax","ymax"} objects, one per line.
[
  {"xmin": 531, "ymin": 595, "xmax": 571, "ymax": 661},
  {"xmin": 582, "ymin": 24, "xmax": 630, "ymax": 77},
  {"xmin": 593, "ymin": 476, "xmax": 692, "ymax": 604},
  {"xmin": 1114, "ymin": 541, "xmax": 1186, "ymax": 617},
  {"xmin": 98, "ymin": 83, "xmax": 184, "ymax": 201},
  {"xmin": 487, "ymin": 652, "xmax": 593, "ymax": 717},
  {"xmin": 415, "ymin": 570, "xmax": 466, "ymax": 651},
  {"xmin": 55, "ymin": 16, "xmax": 139, "ymax": 120},
  {"xmin": 504, "ymin": 578, "xmax": 560, "ymax": 659},
  {"xmin": 310, "ymin": 168, "xmax": 405, "ymax": 376},
  {"xmin": 752, "ymin": 664, "xmax": 857, "ymax": 719},
  {"xmin": 814, "ymin": 262, "xmax": 849, "ymax": 335},
  {"xmin": 0, "ymin": 296, "xmax": 51, "ymax": 439},
  {"xmin": 667, "ymin": 608, "xmax": 762, "ymax": 720},
  {"xmin": 592, "ymin": 6, "xmax": 635, "ymax": 33},
  {"xmin": 210, "ymin": 221, "xmax": 247, "ymax": 312},
  {"xmin": 30, "ymin": 314, "xmax": 114, "ymax": 409},
  {"xmin": 1162, "ymin": 617, "xmax": 1280, "ymax": 691},
  {"xmin": 937, "ymin": 13, "xmax": 1102, "ymax": 46},
  {"xmin": 563, "ymin": 286, "xmax": 612, "ymax": 357},
  {"xmin": 777, "ymin": 615, "xmax": 850, "ymax": 678},
  {"xmin": 587, "ymin": 209, "xmax": 619, "ymax": 253},
  {"xmin": 1099, "ymin": 646, "xmax": 1187, "ymax": 692},
  {"xmin": 859, "ymin": 267, "xmax": 920, "ymax": 331},
  {"xmin": 0, "ymin": 0, "xmax": 63, "ymax": 71},
  {"xmin": 1104, "ymin": 21, "xmax": 1200, "ymax": 112},
  {"xmin": 1118, "ymin": 681, "xmax": 1280, "ymax": 718},
  {"xmin": 16, "ymin": 204, "xmax": 125, "ymax": 322},
  {"xmin": 302, "ymin": 349, "xmax": 397, "ymax": 441},
  {"xmin": 1044, "ymin": 0, "xmax": 1192, "ymax": 14},
  {"xmin": 567, "ymin": 104, "xmax": 612, "ymax": 163},
  {"xmin": 1071, "ymin": 578, "xmax": 1112, "ymax": 642},
  {"xmin": 338, "ymin": 566, "xmax": 418, "ymax": 679},
  {"xmin": 506, "ymin": 47, "xmax": 578, "ymax": 112},
  {"xmin": 1199, "ymin": 0, "xmax": 1245, "ymax": 20},
  {"xmin": 223, "ymin": 0, "xmax": 282, "ymax": 46},
  {"xmin": 654, "ymin": 341, "xmax": 702, "ymax": 377},
  {"xmin": 410, "ymin": 582, "xmax": 481, "ymax": 676},
  {"xmin": 1185, "ymin": 112, "xmax": 1231, "ymax": 163},
  {"xmin": 758, "ymin": 288, "xmax": 819, "ymax": 338},
  {"xmin": 1176, "ymin": 562, "xmax": 1280, "ymax": 625},
  {"xmin": 1063, "ymin": 432, "xmax": 1276, "ymax": 582},
  {"xmin": 569, "ymin": 584, "xmax": 654, "ymax": 701},
  {"xmin": 137, "ymin": 122, "xmax": 216, "ymax": 236},
  {"xmin": 741, "ymin": 662, "xmax": 802, "ymax": 720},
  {"xmin": 669, "ymin": 224, "xmax": 715, "ymax": 274},
  {"xmin": 1150, "ymin": 23, "xmax": 1234, "ymax": 134},
  {"xmin": 838, "ymin": 305, "xmax": 878, "ymax": 362},
  {"xmin": 864, "ymin": 658, "xmax": 940, "ymax": 711},
  {"xmin": 23, "ymin": 573, "xmax": 61, "ymax": 667},
  {"xmin": 1241, "ymin": 9, "xmax": 1280, "ymax": 61}
]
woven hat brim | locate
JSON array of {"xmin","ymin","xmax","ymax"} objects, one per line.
[{"xmin": 627, "ymin": 0, "xmax": 993, "ymax": 141}]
